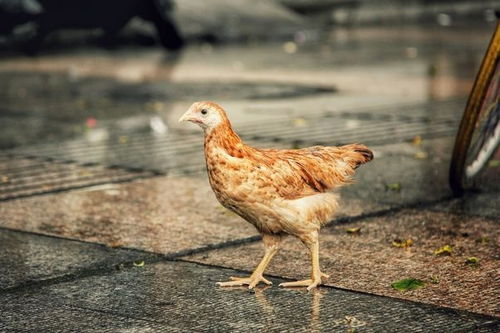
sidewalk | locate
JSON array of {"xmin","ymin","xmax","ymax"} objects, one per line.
[{"xmin": 0, "ymin": 22, "xmax": 499, "ymax": 332}]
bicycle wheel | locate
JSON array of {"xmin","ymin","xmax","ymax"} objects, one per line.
[{"xmin": 449, "ymin": 22, "xmax": 500, "ymax": 196}]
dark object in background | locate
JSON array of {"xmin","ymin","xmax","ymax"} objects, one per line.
[
  {"xmin": 0, "ymin": 0, "xmax": 39, "ymax": 35},
  {"xmin": 0, "ymin": 0, "xmax": 183, "ymax": 53}
]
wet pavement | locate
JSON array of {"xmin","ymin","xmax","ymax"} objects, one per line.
[
  {"xmin": 1, "ymin": 228, "xmax": 499, "ymax": 332},
  {"xmin": 1, "ymin": 21, "xmax": 499, "ymax": 331}
]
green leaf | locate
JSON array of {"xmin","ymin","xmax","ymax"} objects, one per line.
[
  {"xmin": 386, "ymin": 182, "xmax": 401, "ymax": 191},
  {"xmin": 465, "ymin": 257, "xmax": 479, "ymax": 265},
  {"xmin": 434, "ymin": 245, "xmax": 452, "ymax": 256},
  {"xmin": 133, "ymin": 260, "xmax": 145, "ymax": 267},
  {"xmin": 488, "ymin": 160, "xmax": 500, "ymax": 168},
  {"xmin": 391, "ymin": 278, "xmax": 425, "ymax": 291}
]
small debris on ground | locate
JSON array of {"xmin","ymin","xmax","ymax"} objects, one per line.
[
  {"xmin": 429, "ymin": 276, "xmax": 440, "ymax": 284},
  {"xmin": 465, "ymin": 257, "xmax": 480, "ymax": 266},
  {"xmin": 414, "ymin": 151, "xmax": 428, "ymax": 159},
  {"xmin": 475, "ymin": 237, "xmax": 489, "ymax": 244},
  {"xmin": 391, "ymin": 278, "xmax": 425, "ymax": 291},
  {"xmin": 392, "ymin": 239, "xmax": 413, "ymax": 248},
  {"xmin": 133, "ymin": 260, "xmax": 145, "ymax": 267},
  {"xmin": 86, "ymin": 117, "xmax": 97, "ymax": 129},
  {"xmin": 434, "ymin": 245, "xmax": 453, "ymax": 256},
  {"xmin": 345, "ymin": 227, "xmax": 361, "ymax": 234},
  {"xmin": 385, "ymin": 182, "xmax": 402, "ymax": 192},
  {"xmin": 488, "ymin": 160, "xmax": 500, "ymax": 167}
]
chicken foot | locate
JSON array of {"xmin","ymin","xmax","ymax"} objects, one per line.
[
  {"xmin": 217, "ymin": 234, "xmax": 281, "ymax": 289},
  {"xmin": 280, "ymin": 231, "xmax": 328, "ymax": 291}
]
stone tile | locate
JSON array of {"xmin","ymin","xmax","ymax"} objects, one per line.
[
  {"xmin": 0, "ymin": 228, "xmax": 153, "ymax": 290},
  {"xmin": 431, "ymin": 191, "xmax": 500, "ymax": 220},
  {"xmin": 0, "ymin": 137, "xmax": 458, "ymax": 259},
  {"xmin": 0, "ymin": 259, "xmax": 497, "ymax": 333},
  {"xmin": 184, "ymin": 210, "xmax": 500, "ymax": 316},
  {"xmin": 0, "ymin": 176, "xmax": 257, "ymax": 255}
]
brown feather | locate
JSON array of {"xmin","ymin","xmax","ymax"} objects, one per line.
[{"xmin": 200, "ymin": 105, "xmax": 373, "ymax": 236}]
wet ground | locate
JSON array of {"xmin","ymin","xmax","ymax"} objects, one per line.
[{"xmin": 0, "ymin": 21, "xmax": 499, "ymax": 332}]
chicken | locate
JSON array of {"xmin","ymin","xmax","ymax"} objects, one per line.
[{"xmin": 179, "ymin": 101, "xmax": 373, "ymax": 290}]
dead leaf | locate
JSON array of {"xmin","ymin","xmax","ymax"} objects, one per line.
[
  {"xmin": 414, "ymin": 151, "xmax": 428, "ymax": 159},
  {"xmin": 292, "ymin": 118, "xmax": 307, "ymax": 127},
  {"xmin": 412, "ymin": 135, "xmax": 422, "ymax": 146},
  {"xmin": 434, "ymin": 245, "xmax": 452, "ymax": 256},
  {"xmin": 1, "ymin": 176, "xmax": 9, "ymax": 183},
  {"xmin": 476, "ymin": 237, "xmax": 489, "ymax": 244},
  {"xmin": 392, "ymin": 239, "xmax": 413, "ymax": 248},
  {"xmin": 386, "ymin": 182, "xmax": 401, "ymax": 191},
  {"xmin": 109, "ymin": 241, "xmax": 123, "ymax": 248},
  {"xmin": 346, "ymin": 227, "xmax": 361, "ymax": 234},
  {"xmin": 429, "ymin": 275, "xmax": 440, "ymax": 284}
]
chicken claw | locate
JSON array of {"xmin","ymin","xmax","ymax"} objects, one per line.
[
  {"xmin": 217, "ymin": 275, "xmax": 272, "ymax": 289},
  {"xmin": 279, "ymin": 272, "xmax": 329, "ymax": 291}
]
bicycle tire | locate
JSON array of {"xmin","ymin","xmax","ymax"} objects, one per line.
[{"xmin": 449, "ymin": 22, "xmax": 500, "ymax": 196}]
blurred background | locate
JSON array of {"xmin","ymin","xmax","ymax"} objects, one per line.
[
  {"xmin": 1, "ymin": 2, "xmax": 500, "ymax": 324},
  {"xmin": 0, "ymin": 0, "xmax": 498, "ymax": 190}
]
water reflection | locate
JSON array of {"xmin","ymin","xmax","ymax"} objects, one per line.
[{"xmin": 246, "ymin": 286, "xmax": 367, "ymax": 332}]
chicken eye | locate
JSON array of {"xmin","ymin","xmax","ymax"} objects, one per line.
[{"xmin": 201, "ymin": 109, "xmax": 208, "ymax": 115}]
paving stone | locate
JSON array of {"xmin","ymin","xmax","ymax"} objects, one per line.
[
  {"xmin": 0, "ymin": 176, "xmax": 257, "ymax": 254},
  {"xmin": 0, "ymin": 137, "xmax": 456, "ymax": 259},
  {"xmin": 185, "ymin": 209, "xmax": 500, "ymax": 316},
  {"xmin": 431, "ymin": 191, "xmax": 500, "ymax": 220},
  {"xmin": 0, "ymin": 228, "xmax": 154, "ymax": 290},
  {"xmin": 0, "ymin": 259, "xmax": 497, "ymax": 333}
]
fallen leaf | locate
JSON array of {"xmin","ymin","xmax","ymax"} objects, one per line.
[
  {"xmin": 133, "ymin": 260, "xmax": 145, "ymax": 267},
  {"xmin": 434, "ymin": 245, "xmax": 452, "ymax": 256},
  {"xmin": 465, "ymin": 257, "xmax": 479, "ymax": 266},
  {"xmin": 414, "ymin": 151, "xmax": 428, "ymax": 159},
  {"xmin": 391, "ymin": 278, "xmax": 425, "ymax": 291},
  {"xmin": 476, "ymin": 237, "xmax": 489, "ymax": 244},
  {"xmin": 1, "ymin": 176, "xmax": 9, "ymax": 183},
  {"xmin": 109, "ymin": 241, "xmax": 123, "ymax": 248},
  {"xmin": 292, "ymin": 118, "xmax": 307, "ymax": 127},
  {"xmin": 333, "ymin": 315, "xmax": 366, "ymax": 328},
  {"xmin": 346, "ymin": 227, "xmax": 361, "ymax": 234},
  {"xmin": 429, "ymin": 275, "xmax": 440, "ymax": 284},
  {"xmin": 488, "ymin": 160, "xmax": 500, "ymax": 167},
  {"xmin": 412, "ymin": 135, "xmax": 422, "ymax": 146},
  {"xmin": 119, "ymin": 136, "xmax": 128, "ymax": 144},
  {"xmin": 386, "ymin": 182, "xmax": 401, "ymax": 191},
  {"xmin": 392, "ymin": 239, "xmax": 414, "ymax": 248}
]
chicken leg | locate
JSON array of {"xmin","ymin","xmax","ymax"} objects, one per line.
[
  {"xmin": 217, "ymin": 234, "xmax": 282, "ymax": 289},
  {"xmin": 279, "ymin": 231, "xmax": 329, "ymax": 291}
]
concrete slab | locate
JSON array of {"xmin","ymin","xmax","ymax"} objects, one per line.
[
  {"xmin": 184, "ymin": 209, "xmax": 500, "ymax": 316},
  {"xmin": 0, "ymin": 176, "xmax": 258, "ymax": 254},
  {"xmin": 0, "ymin": 137, "xmax": 456, "ymax": 259},
  {"xmin": 0, "ymin": 259, "xmax": 497, "ymax": 333},
  {"xmin": 0, "ymin": 228, "xmax": 155, "ymax": 290},
  {"xmin": 431, "ymin": 191, "xmax": 500, "ymax": 220}
]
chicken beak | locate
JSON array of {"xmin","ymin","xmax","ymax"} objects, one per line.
[{"xmin": 178, "ymin": 110, "xmax": 193, "ymax": 123}]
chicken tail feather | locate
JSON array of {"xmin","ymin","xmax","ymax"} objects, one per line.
[{"xmin": 343, "ymin": 144, "xmax": 373, "ymax": 168}]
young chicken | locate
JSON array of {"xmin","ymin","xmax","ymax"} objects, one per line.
[{"xmin": 179, "ymin": 101, "xmax": 373, "ymax": 290}]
